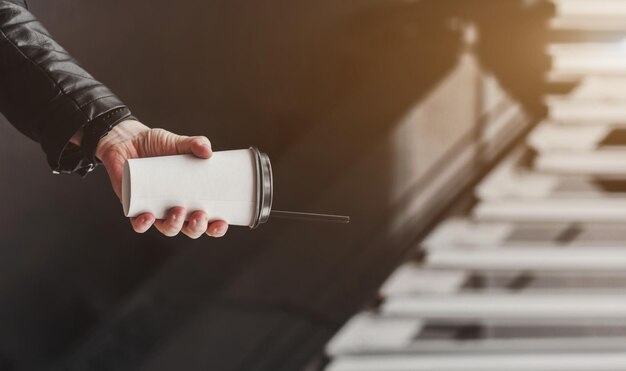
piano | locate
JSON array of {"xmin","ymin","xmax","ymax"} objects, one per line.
[{"xmin": 324, "ymin": 1, "xmax": 626, "ymax": 370}]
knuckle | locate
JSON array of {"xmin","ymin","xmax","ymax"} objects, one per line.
[
  {"xmin": 171, "ymin": 206, "xmax": 186, "ymax": 213},
  {"xmin": 151, "ymin": 128, "xmax": 168, "ymax": 136},
  {"xmin": 168, "ymin": 210, "xmax": 186, "ymax": 223},
  {"xmin": 147, "ymin": 128, "xmax": 166, "ymax": 143}
]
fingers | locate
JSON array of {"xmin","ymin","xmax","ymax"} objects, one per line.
[
  {"xmin": 176, "ymin": 135, "xmax": 212, "ymax": 159},
  {"xmin": 136, "ymin": 129, "xmax": 213, "ymax": 159},
  {"xmin": 181, "ymin": 211, "xmax": 209, "ymax": 239},
  {"xmin": 131, "ymin": 213, "xmax": 156, "ymax": 233},
  {"xmin": 154, "ymin": 207, "xmax": 187, "ymax": 237},
  {"xmin": 190, "ymin": 137, "xmax": 213, "ymax": 159},
  {"xmin": 104, "ymin": 159, "xmax": 124, "ymax": 200},
  {"xmin": 132, "ymin": 208, "xmax": 228, "ymax": 239},
  {"xmin": 206, "ymin": 220, "xmax": 228, "ymax": 238}
]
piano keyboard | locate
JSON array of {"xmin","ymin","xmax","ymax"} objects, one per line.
[{"xmin": 324, "ymin": 1, "xmax": 626, "ymax": 370}]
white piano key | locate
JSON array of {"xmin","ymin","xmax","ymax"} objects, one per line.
[
  {"xmin": 476, "ymin": 169, "xmax": 561, "ymax": 200},
  {"xmin": 474, "ymin": 199, "xmax": 626, "ymax": 222},
  {"xmin": 565, "ymin": 77, "xmax": 626, "ymax": 100},
  {"xmin": 549, "ymin": 43, "xmax": 626, "ymax": 76},
  {"xmin": 426, "ymin": 247, "xmax": 626, "ymax": 271},
  {"xmin": 380, "ymin": 265, "xmax": 466, "ymax": 296},
  {"xmin": 534, "ymin": 150, "xmax": 626, "ymax": 176},
  {"xmin": 397, "ymin": 337, "xmax": 626, "ymax": 355},
  {"xmin": 327, "ymin": 314, "xmax": 626, "ymax": 354},
  {"xmin": 326, "ymin": 314, "xmax": 422, "ymax": 356},
  {"xmin": 421, "ymin": 219, "xmax": 623, "ymax": 247},
  {"xmin": 528, "ymin": 123, "xmax": 610, "ymax": 152},
  {"xmin": 422, "ymin": 218, "xmax": 514, "ymax": 248},
  {"xmin": 551, "ymin": 2, "xmax": 626, "ymax": 30},
  {"xmin": 387, "ymin": 267, "xmax": 626, "ymax": 291},
  {"xmin": 476, "ymin": 146, "xmax": 624, "ymax": 199},
  {"xmin": 548, "ymin": 98, "xmax": 626, "ymax": 123},
  {"xmin": 383, "ymin": 294, "xmax": 626, "ymax": 319},
  {"xmin": 554, "ymin": 0, "xmax": 626, "ymax": 18},
  {"xmin": 326, "ymin": 353, "xmax": 626, "ymax": 371},
  {"xmin": 476, "ymin": 147, "xmax": 561, "ymax": 200},
  {"xmin": 551, "ymin": 17, "xmax": 626, "ymax": 31},
  {"xmin": 330, "ymin": 335, "xmax": 626, "ymax": 356}
]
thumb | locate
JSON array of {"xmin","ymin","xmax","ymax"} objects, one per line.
[{"xmin": 175, "ymin": 135, "xmax": 213, "ymax": 159}]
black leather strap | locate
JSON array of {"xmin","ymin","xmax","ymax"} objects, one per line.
[{"xmin": 81, "ymin": 107, "xmax": 134, "ymax": 164}]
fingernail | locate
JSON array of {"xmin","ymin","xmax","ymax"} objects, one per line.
[{"xmin": 215, "ymin": 225, "xmax": 227, "ymax": 236}]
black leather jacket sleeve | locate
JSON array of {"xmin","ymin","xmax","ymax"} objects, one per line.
[{"xmin": 0, "ymin": 0, "xmax": 133, "ymax": 175}]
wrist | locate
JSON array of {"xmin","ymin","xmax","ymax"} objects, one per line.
[{"xmin": 95, "ymin": 120, "xmax": 149, "ymax": 161}]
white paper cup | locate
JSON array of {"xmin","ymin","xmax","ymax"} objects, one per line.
[{"xmin": 122, "ymin": 147, "xmax": 273, "ymax": 228}]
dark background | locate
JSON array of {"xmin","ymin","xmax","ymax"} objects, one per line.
[{"xmin": 0, "ymin": 1, "xmax": 550, "ymax": 370}]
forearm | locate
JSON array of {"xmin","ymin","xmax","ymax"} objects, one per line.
[{"xmin": 0, "ymin": 0, "xmax": 133, "ymax": 175}]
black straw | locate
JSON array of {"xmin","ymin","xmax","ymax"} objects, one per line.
[{"xmin": 270, "ymin": 210, "xmax": 350, "ymax": 224}]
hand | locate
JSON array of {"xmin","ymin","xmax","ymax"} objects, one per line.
[{"xmin": 93, "ymin": 120, "xmax": 229, "ymax": 238}]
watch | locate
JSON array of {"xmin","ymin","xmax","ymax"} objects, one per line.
[{"xmin": 81, "ymin": 107, "xmax": 134, "ymax": 164}]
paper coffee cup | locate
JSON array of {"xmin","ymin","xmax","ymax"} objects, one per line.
[{"xmin": 122, "ymin": 147, "xmax": 273, "ymax": 228}]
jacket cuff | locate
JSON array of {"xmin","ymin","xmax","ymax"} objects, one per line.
[{"xmin": 41, "ymin": 95, "xmax": 131, "ymax": 176}]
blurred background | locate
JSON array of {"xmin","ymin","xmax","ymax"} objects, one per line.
[{"xmin": 5, "ymin": 0, "xmax": 626, "ymax": 370}]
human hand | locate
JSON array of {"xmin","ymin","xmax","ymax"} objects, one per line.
[{"xmin": 93, "ymin": 120, "xmax": 229, "ymax": 238}]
